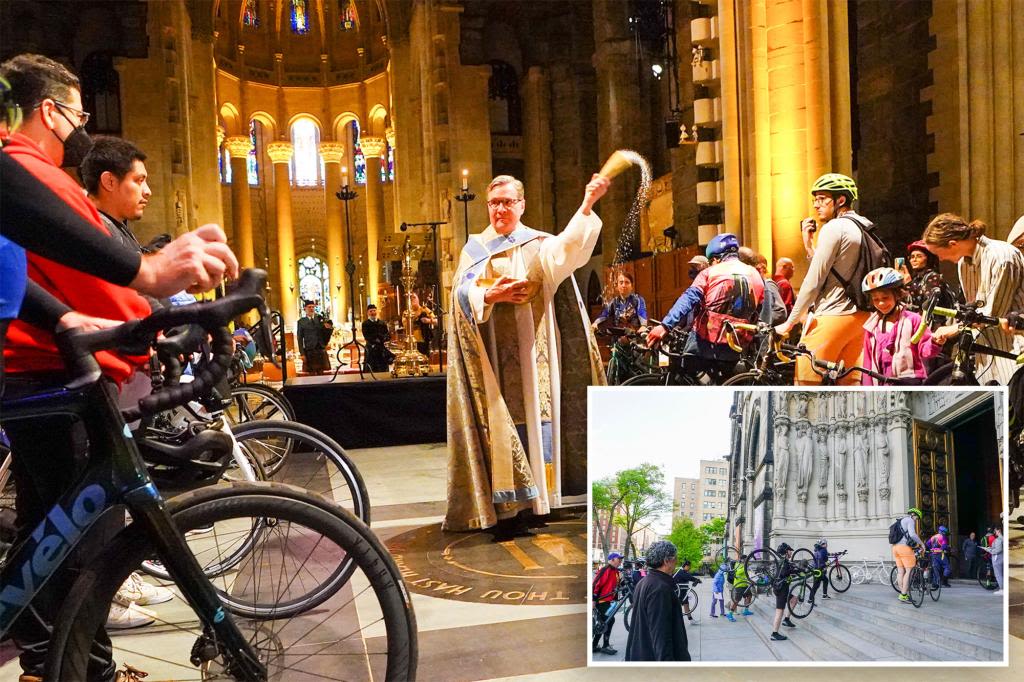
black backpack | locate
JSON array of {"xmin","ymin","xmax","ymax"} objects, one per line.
[
  {"xmin": 888, "ymin": 518, "xmax": 908, "ymax": 545},
  {"xmin": 829, "ymin": 214, "xmax": 892, "ymax": 312}
]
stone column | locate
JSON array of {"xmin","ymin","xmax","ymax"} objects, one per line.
[
  {"xmin": 225, "ymin": 136, "xmax": 255, "ymax": 270},
  {"xmin": 360, "ymin": 136, "xmax": 387, "ymax": 310},
  {"xmin": 320, "ymin": 142, "xmax": 347, "ymax": 325},
  {"xmin": 267, "ymin": 141, "xmax": 297, "ymax": 330},
  {"xmin": 521, "ymin": 66, "xmax": 555, "ymax": 230}
]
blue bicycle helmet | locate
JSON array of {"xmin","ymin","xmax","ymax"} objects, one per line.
[
  {"xmin": 706, "ymin": 233, "xmax": 740, "ymax": 259},
  {"xmin": 938, "ymin": 525, "xmax": 948, "ymax": 534},
  {"xmin": 862, "ymin": 267, "xmax": 904, "ymax": 293}
]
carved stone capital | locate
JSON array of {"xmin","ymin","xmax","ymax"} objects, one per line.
[
  {"xmin": 224, "ymin": 135, "xmax": 253, "ymax": 159},
  {"xmin": 385, "ymin": 127, "xmax": 396, "ymax": 148},
  {"xmin": 216, "ymin": 125, "xmax": 226, "ymax": 149},
  {"xmin": 266, "ymin": 141, "xmax": 294, "ymax": 164},
  {"xmin": 360, "ymin": 136, "xmax": 387, "ymax": 158},
  {"xmin": 318, "ymin": 141, "xmax": 346, "ymax": 165},
  {"xmin": 856, "ymin": 487, "xmax": 869, "ymax": 502},
  {"xmin": 879, "ymin": 487, "xmax": 891, "ymax": 500}
]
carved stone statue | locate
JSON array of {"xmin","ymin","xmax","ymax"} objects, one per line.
[
  {"xmin": 795, "ymin": 393, "xmax": 810, "ymax": 420},
  {"xmin": 854, "ymin": 422, "xmax": 869, "ymax": 502},
  {"xmin": 834, "ymin": 423, "xmax": 848, "ymax": 501},
  {"xmin": 875, "ymin": 420, "xmax": 891, "ymax": 499},
  {"xmin": 855, "ymin": 392, "xmax": 867, "ymax": 416},
  {"xmin": 774, "ymin": 422, "xmax": 790, "ymax": 503},
  {"xmin": 795, "ymin": 422, "xmax": 813, "ymax": 503},
  {"xmin": 834, "ymin": 393, "xmax": 847, "ymax": 420},
  {"xmin": 815, "ymin": 425, "xmax": 829, "ymax": 505}
]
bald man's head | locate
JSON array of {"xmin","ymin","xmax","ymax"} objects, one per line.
[{"xmin": 775, "ymin": 258, "xmax": 795, "ymax": 279}]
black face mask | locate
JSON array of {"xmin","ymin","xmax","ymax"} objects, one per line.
[{"xmin": 50, "ymin": 108, "xmax": 93, "ymax": 167}]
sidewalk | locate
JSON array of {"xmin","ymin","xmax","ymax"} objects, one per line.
[{"xmin": 593, "ymin": 571, "xmax": 1004, "ymax": 663}]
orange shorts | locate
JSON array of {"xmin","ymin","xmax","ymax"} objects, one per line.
[
  {"xmin": 892, "ymin": 544, "xmax": 916, "ymax": 570},
  {"xmin": 795, "ymin": 311, "xmax": 870, "ymax": 385}
]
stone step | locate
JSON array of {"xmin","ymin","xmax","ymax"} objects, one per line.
[
  {"xmin": 836, "ymin": 587, "xmax": 1003, "ymax": 640},
  {"xmin": 737, "ymin": 602, "xmax": 814, "ymax": 661},
  {"xmin": 747, "ymin": 597, "xmax": 892, "ymax": 661},
  {"xmin": 823, "ymin": 596, "xmax": 1002, "ymax": 660}
]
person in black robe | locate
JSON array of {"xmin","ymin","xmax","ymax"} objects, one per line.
[
  {"xmin": 297, "ymin": 300, "xmax": 333, "ymax": 374},
  {"xmin": 624, "ymin": 540, "xmax": 690, "ymax": 662},
  {"xmin": 362, "ymin": 303, "xmax": 394, "ymax": 372}
]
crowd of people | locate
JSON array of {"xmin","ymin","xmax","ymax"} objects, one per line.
[
  {"xmin": 592, "ymin": 173, "xmax": 1024, "ymax": 388},
  {"xmin": 593, "ymin": 513, "xmax": 1008, "ymax": 663}
]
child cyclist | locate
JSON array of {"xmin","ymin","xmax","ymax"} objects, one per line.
[
  {"xmin": 860, "ymin": 267, "xmax": 942, "ymax": 385},
  {"xmin": 710, "ymin": 563, "xmax": 726, "ymax": 618}
]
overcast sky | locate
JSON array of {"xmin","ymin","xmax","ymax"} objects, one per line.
[{"xmin": 589, "ymin": 387, "xmax": 736, "ymax": 534}]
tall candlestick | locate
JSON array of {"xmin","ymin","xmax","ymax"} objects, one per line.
[
  {"xmin": 461, "ymin": 168, "xmax": 469, "ymax": 191},
  {"xmin": 342, "ymin": 165, "xmax": 349, "ymax": 187}
]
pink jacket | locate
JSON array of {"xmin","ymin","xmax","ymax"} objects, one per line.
[{"xmin": 861, "ymin": 307, "xmax": 941, "ymax": 385}]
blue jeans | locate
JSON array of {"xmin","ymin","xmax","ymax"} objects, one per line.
[{"xmin": 930, "ymin": 554, "xmax": 950, "ymax": 585}]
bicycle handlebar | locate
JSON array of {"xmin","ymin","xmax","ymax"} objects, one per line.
[{"xmin": 55, "ymin": 269, "xmax": 270, "ymax": 418}]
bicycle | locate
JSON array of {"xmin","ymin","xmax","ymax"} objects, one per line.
[
  {"xmin": 593, "ymin": 580, "xmax": 632, "ymax": 648},
  {"xmin": 850, "ymin": 556, "xmax": 892, "ymax": 585},
  {"xmin": 786, "ymin": 566, "xmax": 822, "ymax": 619},
  {"xmin": 620, "ymin": 321, "xmax": 706, "ymax": 386},
  {"xmin": 977, "ymin": 547, "xmax": 999, "ymax": 590},
  {"xmin": 596, "ymin": 326, "xmax": 658, "ymax": 385},
  {"xmin": 824, "ymin": 550, "xmax": 852, "ymax": 593},
  {"xmin": 0, "ymin": 270, "xmax": 417, "ymax": 681},
  {"xmin": 675, "ymin": 579, "xmax": 699, "ymax": 616},
  {"xmin": 720, "ymin": 321, "xmax": 797, "ymax": 386},
  {"xmin": 915, "ymin": 295, "xmax": 1024, "ymax": 385}
]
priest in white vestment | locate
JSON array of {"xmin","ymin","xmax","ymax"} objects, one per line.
[{"xmin": 444, "ymin": 174, "xmax": 610, "ymax": 535}]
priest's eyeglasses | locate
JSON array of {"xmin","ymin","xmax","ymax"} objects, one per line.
[{"xmin": 486, "ymin": 198, "xmax": 522, "ymax": 209}]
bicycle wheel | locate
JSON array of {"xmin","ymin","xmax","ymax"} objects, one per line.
[
  {"xmin": 685, "ymin": 589, "xmax": 698, "ymax": 613},
  {"xmin": 929, "ymin": 575, "xmax": 942, "ymax": 602},
  {"xmin": 787, "ymin": 579, "xmax": 814, "ymax": 619},
  {"xmin": 230, "ymin": 420, "xmax": 369, "ymax": 523},
  {"xmin": 848, "ymin": 565, "xmax": 865, "ymax": 585},
  {"xmin": 47, "ymin": 482, "xmax": 416, "ymax": 682},
  {"xmin": 620, "ymin": 372, "xmax": 669, "ymax": 386},
  {"xmin": 714, "ymin": 545, "xmax": 740, "ymax": 563},
  {"xmin": 745, "ymin": 548, "xmax": 781, "ymax": 583},
  {"xmin": 622, "ymin": 602, "xmax": 633, "ymax": 631},
  {"xmin": 828, "ymin": 565, "xmax": 852, "ymax": 593},
  {"xmin": 723, "ymin": 371, "xmax": 772, "ymax": 386},
  {"xmin": 592, "ymin": 609, "xmax": 606, "ymax": 649},
  {"xmin": 890, "ymin": 565, "xmax": 901, "ymax": 592},
  {"xmin": 908, "ymin": 566, "xmax": 925, "ymax": 607},
  {"xmin": 791, "ymin": 548, "xmax": 814, "ymax": 569},
  {"xmin": 978, "ymin": 562, "xmax": 998, "ymax": 590},
  {"xmin": 225, "ymin": 383, "xmax": 296, "ymax": 424}
]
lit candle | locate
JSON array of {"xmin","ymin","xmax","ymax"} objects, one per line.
[
  {"xmin": 461, "ymin": 168, "xmax": 469, "ymax": 191},
  {"xmin": 342, "ymin": 165, "xmax": 349, "ymax": 187}
]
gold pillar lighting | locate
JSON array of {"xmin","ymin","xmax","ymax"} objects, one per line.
[
  {"xmin": 224, "ymin": 135, "xmax": 256, "ymax": 270},
  {"xmin": 360, "ymin": 135, "xmax": 387, "ymax": 309},
  {"xmin": 319, "ymin": 141, "xmax": 347, "ymax": 323},
  {"xmin": 267, "ymin": 141, "xmax": 298, "ymax": 329}
]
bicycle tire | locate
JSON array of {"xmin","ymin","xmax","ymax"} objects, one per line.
[
  {"xmin": 978, "ymin": 563, "xmax": 998, "ymax": 590},
  {"xmin": 714, "ymin": 545, "xmax": 740, "ymax": 563},
  {"xmin": 230, "ymin": 420, "xmax": 370, "ymax": 523},
  {"xmin": 622, "ymin": 602, "xmax": 633, "ymax": 631},
  {"xmin": 47, "ymin": 482, "xmax": 417, "ymax": 681},
  {"xmin": 791, "ymin": 547, "xmax": 814, "ymax": 569},
  {"xmin": 722, "ymin": 371, "xmax": 772, "ymax": 386},
  {"xmin": 909, "ymin": 566, "xmax": 925, "ymax": 607},
  {"xmin": 848, "ymin": 565, "xmax": 866, "ymax": 585},
  {"xmin": 828, "ymin": 565, "xmax": 852, "ymax": 593},
  {"xmin": 929, "ymin": 575, "xmax": 942, "ymax": 602},
  {"xmin": 890, "ymin": 565, "xmax": 901, "ymax": 592},
  {"xmin": 620, "ymin": 372, "xmax": 670, "ymax": 386},
  {"xmin": 226, "ymin": 383, "xmax": 296, "ymax": 424},
  {"xmin": 685, "ymin": 589, "xmax": 698, "ymax": 613},
  {"xmin": 787, "ymin": 579, "xmax": 814, "ymax": 619},
  {"xmin": 745, "ymin": 548, "xmax": 781, "ymax": 582}
]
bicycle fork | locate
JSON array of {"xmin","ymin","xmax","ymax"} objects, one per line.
[{"xmin": 125, "ymin": 484, "xmax": 267, "ymax": 680}]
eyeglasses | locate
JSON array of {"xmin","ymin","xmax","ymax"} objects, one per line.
[
  {"xmin": 52, "ymin": 100, "xmax": 90, "ymax": 127},
  {"xmin": 812, "ymin": 196, "xmax": 834, "ymax": 206},
  {"xmin": 486, "ymin": 198, "xmax": 522, "ymax": 210}
]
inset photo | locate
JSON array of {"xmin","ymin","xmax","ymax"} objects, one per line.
[{"xmin": 589, "ymin": 388, "xmax": 1009, "ymax": 665}]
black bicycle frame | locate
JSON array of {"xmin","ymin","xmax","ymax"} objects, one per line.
[{"xmin": 0, "ymin": 375, "xmax": 265, "ymax": 677}]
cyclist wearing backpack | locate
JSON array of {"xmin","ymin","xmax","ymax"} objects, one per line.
[
  {"xmin": 724, "ymin": 556, "xmax": 753, "ymax": 622},
  {"xmin": 770, "ymin": 543, "xmax": 799, "ymax": 641},
  {"xmin": 926, "ymin": 525, "xmax": 953, "ymax": 588},
  {"xmin": 891, "ymin": 507, "xmax": 925, "ymax": 603},
  {"xmin": 647, "ymin": 234, "xmax": 767, "ymax": 377},
  {"xmin": 775, "ymin": 173, "xmax": 886, "ymax": 385}
]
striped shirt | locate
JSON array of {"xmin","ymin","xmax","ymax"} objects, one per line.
[{"xmin": 957, "ymin": 236, "xmax": 1024, "ymax": 384}]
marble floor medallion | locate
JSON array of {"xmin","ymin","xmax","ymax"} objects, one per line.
[{"xmin": 386, "ymin": 517, "xmax": 587, "ymax": 605}]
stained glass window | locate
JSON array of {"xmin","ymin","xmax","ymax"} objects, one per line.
[
  {"xmin": 350, "ymin": 121, "xmax": 366, "ymax": 185},
  {"xmin": 247, "ymin": 120, "xmax": 260, "ymax": 186},
  {"xmin": 339, "ymin": 0, "xmax": 358, "ymax": 31},
  {"xmin": 290, "ymin": 118, "xmax": 321, "ymax": 186},
  {"xmin": 242, "ymin": 0, "xmax": 259, "ymax": 28},
  {"xmin": 380, "ymin": 141, "xmax": 394, "ymax": 183},
  {"xmin": 291, "ymin": 0, "xmax": 310, "ymax": 35},
  {"xmin": 219, "ymin": 147, "xmax": 230, "ymax": 183},
  {"xmin": 298, "ymin": 256, "xmax": 331, "ymax": 317}
]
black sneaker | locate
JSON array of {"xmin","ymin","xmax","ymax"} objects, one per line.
[
  {"xmin": 782, "ymin": 617, "xmax": 796, "ymax": 628},
  {"xmin": 822, "ymin": 594, "xmax": 831, "ymax": 599},
  {"xmin": 600, "ymin": 646, "xmax": 618, "ymax": 655},
  {"xmin": 770, "ymin": 632, "xmax": 788, "ymax": 641},
  {"xmin": 687, "ymin": 615, "xmax": 694, "ymax": 621}
]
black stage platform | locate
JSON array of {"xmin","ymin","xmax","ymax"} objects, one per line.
[{"xmin": 282, "ymin": 373, "xmax": 446, "ymax": 449}]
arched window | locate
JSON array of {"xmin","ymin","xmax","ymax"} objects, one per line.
[
  {"xmin": 487, "ymin": 61, "xmax": 522, "ymax": 135},
  {"xmin": 290, "ymin": 118, "xmax": 322, "ymax": 186},
  {"xmin": 291, "ymin": 0, "xmax": 310, "ymax": 34},
  {"xmin": 298, "ymin": 256, "xmax": 331, "ymax": 316},
  {"xmin": 349, "ymin": 120, "xmax": 366, "ymax": 185},
  {"xmin": 380, "ymin": 141, "xmax": 395, "ymax": 183},
  {"xmin": 339, "ymin": 0, "xmax": 358, "ymax": 30},
  {"xmin": 247, "ymin": 120, "xmax": 261, "ymax": 186},
  {"xmin": 219, "ymin": 146, "xmax": 230, "ymax": 183},
  {"xmin": 242, "ymin": 0, "xmax": 259, "ymax": 27}
]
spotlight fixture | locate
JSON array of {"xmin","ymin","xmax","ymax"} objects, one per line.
[{"xmin": 651, "ymin": 63, "xmax": 663, "ymax": 79}]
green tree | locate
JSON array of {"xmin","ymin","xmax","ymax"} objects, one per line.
[
  {"xmin": 591, "ymin": 463, "xmax": 671, "ymax": 559},
  {"xmin": 665, "ymin": 517, "xmax": 704, "ymax": 569},
  {"xmin": 699, "ymin": 517, "xmax": 727, "ymax": 556}
]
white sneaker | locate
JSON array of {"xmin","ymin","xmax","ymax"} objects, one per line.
[
  {"xmin": 106, "ymin": 601, "xmax": 156, "ymax": 629},
  {"xmin": 128, "ymin": 571, "xmax": 175, "ymax": 605},
  {"xmin": 992, "ymin": 590, "xmax": 1004, "ymax": 595}
]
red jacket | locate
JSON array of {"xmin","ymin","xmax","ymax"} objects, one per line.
[
  {"xmin": 3, "ymin": 133, "xmax": 150, "ymax": 383},
  {"xmin": 593, "ymin": 564, "xmax": 620, "ymax": 603}
]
